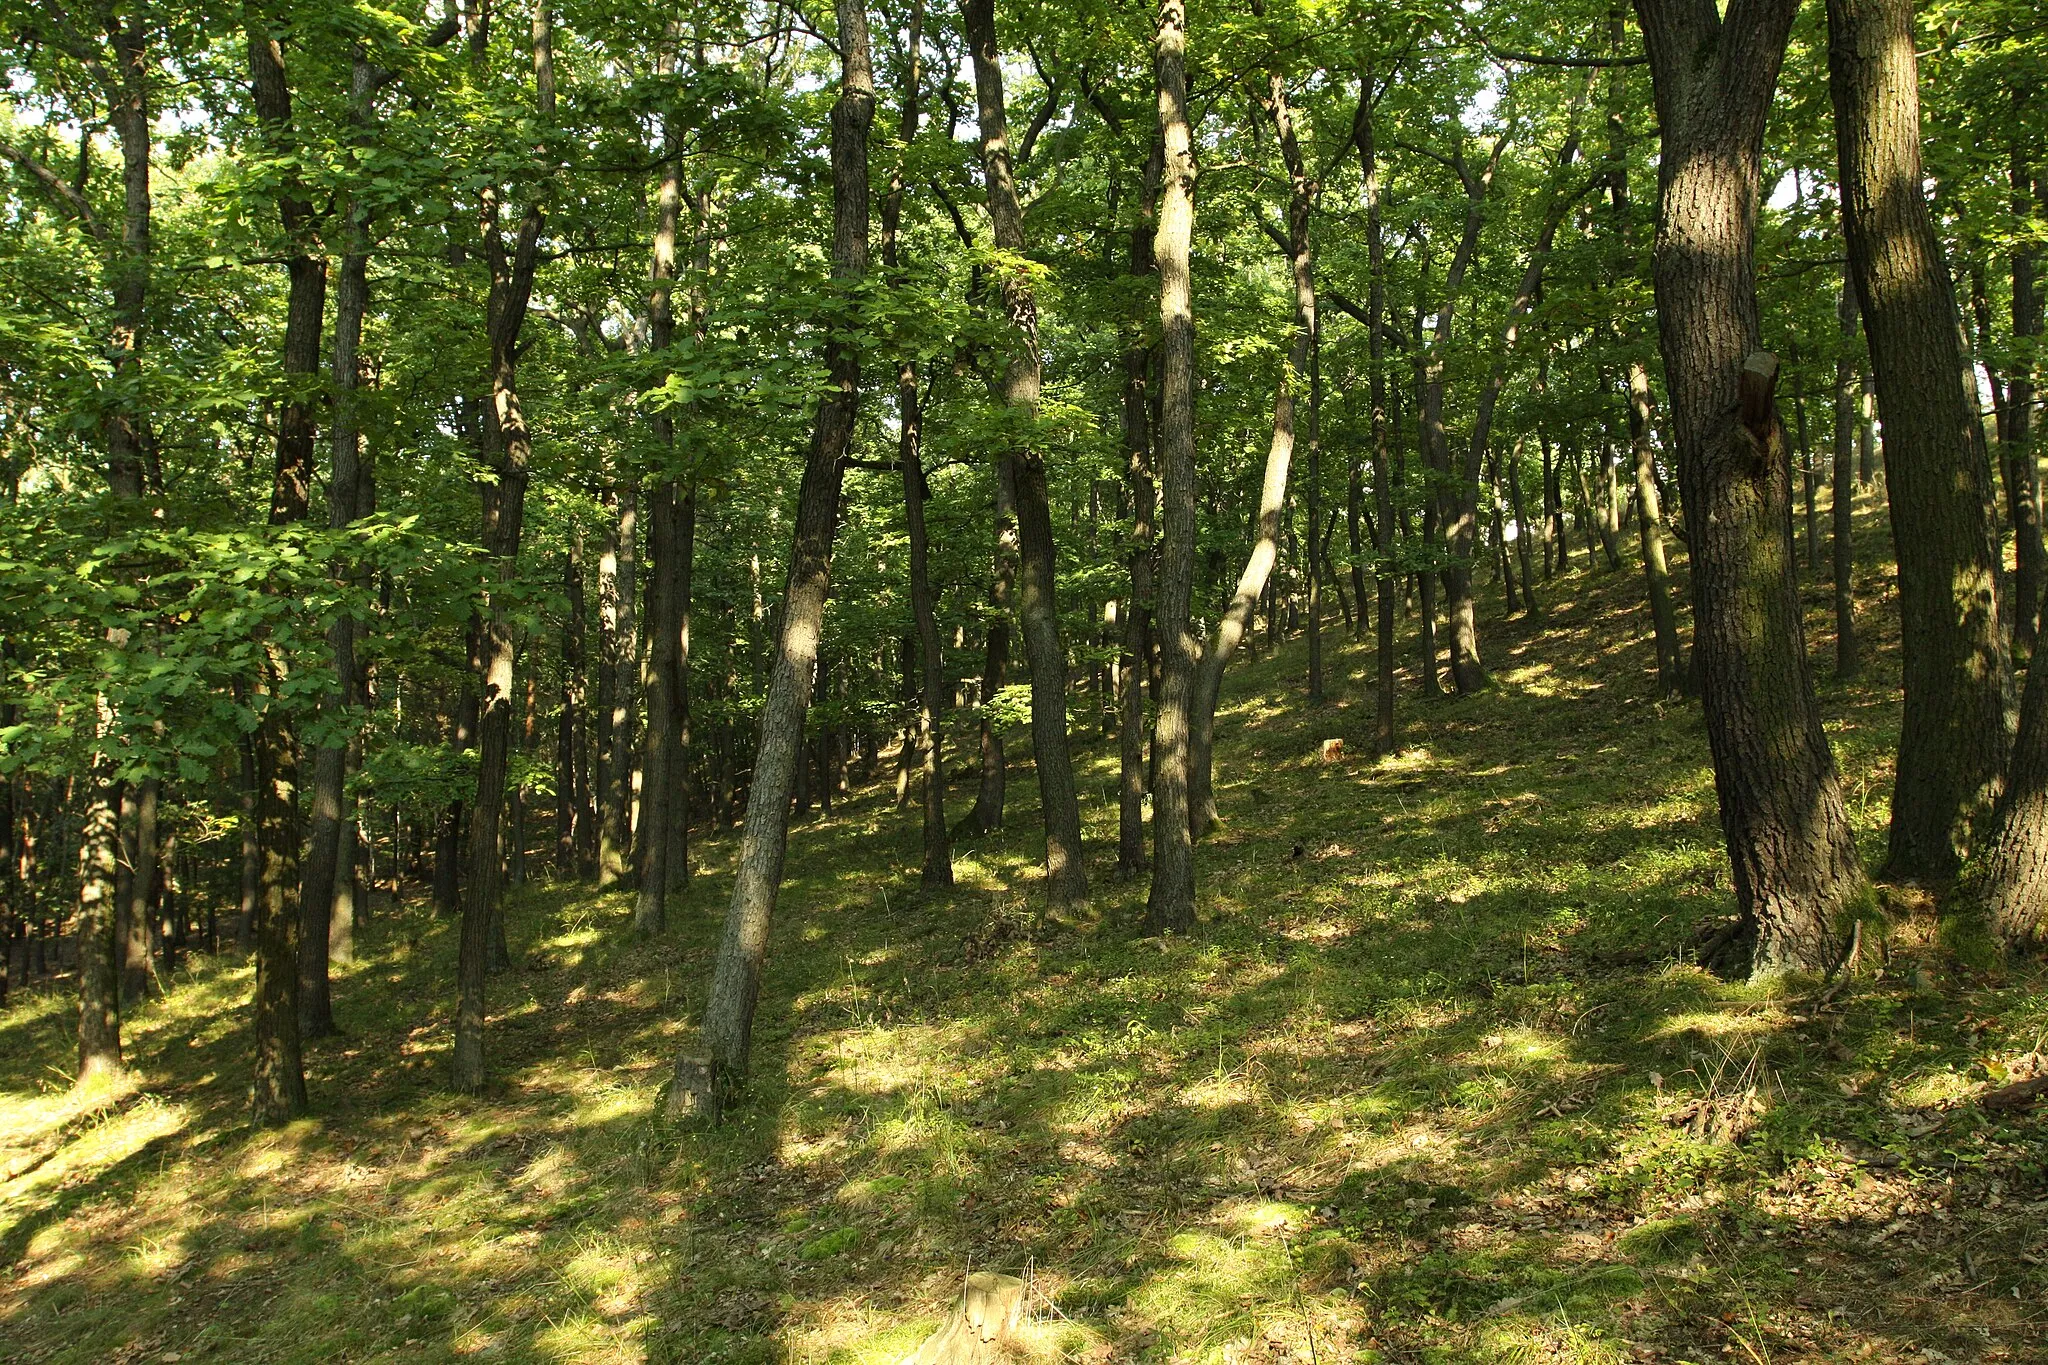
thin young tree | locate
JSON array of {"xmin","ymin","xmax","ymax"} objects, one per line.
[
  {"xmin": 961, "ymin": 0, "xmax": 1087, "ymax": 907},
  {"xmin": 694, "ymin": 0, "xmax": 875, "ymax": 1092}
]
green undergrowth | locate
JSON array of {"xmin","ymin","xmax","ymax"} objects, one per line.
[{"xmin": 4, "ymin": 489, "xmax": 2046, "ymax": 1363}]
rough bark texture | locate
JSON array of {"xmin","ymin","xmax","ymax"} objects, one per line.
[
  {"xmin": 696, "ymin": 0, "xmax": 872, "ymax": 1089},
  {"xmin": 1635, "ymin": 0, "xmax": 1865, "ymax": 975},
  {"xmin": 1144, "ymin": 0, "xmax": 1199, "ymax": 934},
  {"xmin": 962, "ymin": 0, "xmax": 1087, "ymax": 907},
  {"xmin": 1829, "ymin": 0, "xmax": 2011, "ymax": 884},
  {"xmin": 1977, "ymin": 647, "xmax": 2048, "ymax": 951}
]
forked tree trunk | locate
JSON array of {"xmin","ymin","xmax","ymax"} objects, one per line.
[
  {"xmin": 695, "ymin": 0, "xmax": 873, "ymax": 1091},
  {"xmin": 1635, "ymin": 0, "xmax": 1865, "ymax": 974},
  {"xmin": 1144, "ymin": 0, "xmax": 1199, "ymax": 934},
  {"xmin": 962, "ymin": 0, "xmax": 1087, "ymax": 907},
  {"xmin": 1829, "ymin": 0, "xmax": 2011, "ymax": 884}
]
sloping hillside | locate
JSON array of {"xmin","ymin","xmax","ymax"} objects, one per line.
[{"xmin": 4, "ymin": 500, "xmax": 2045, "ymax": 1364}]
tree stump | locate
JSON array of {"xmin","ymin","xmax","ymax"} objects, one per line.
[
  {"xmin": 663, "ymin": 1055, "xmax": 722, "ymax": 1125},
  {"xmin": 900, "ymin": 1271, "xmax": 1025, "ymax": 1365}
]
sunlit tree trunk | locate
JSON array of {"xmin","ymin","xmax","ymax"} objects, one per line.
[
  {"xmin": 696, "ymin": 0, "xmax": 874, "ymax": 1089},
  {"xmin": 1144, "ymin": 0, "xmax": 1199, "ymax": 934}
]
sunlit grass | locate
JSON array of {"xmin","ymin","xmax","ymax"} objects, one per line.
[{"xmin": 4, "ymin": 496, "xmax": 2045, "ymax": 1362}]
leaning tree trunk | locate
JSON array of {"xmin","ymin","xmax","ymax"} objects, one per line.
[
  {"xmin": 1635, "ymin": 0, "xmax": 1865, "ymax": 975},
  {"xmin": 694, "ymin": 0, "xmax": 873, "ymax": 1094},
  {"xmin": 1829, "ymin": 0, "xmax": 2011, "ymax": 885},
  {"xmin": 1143, "ymin": 0, "xmax": 1199, "ymax": 935},
  {"xmin": 962, "ymin": 0, "xmax": 1087, "ymax": 907},
  {"xmin": 1186, "ymin": 70, "xmax": 1315, "ymax": 840}
]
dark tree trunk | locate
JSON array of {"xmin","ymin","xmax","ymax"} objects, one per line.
[
  {"xmin": 1833, "ymin": 277, "xmax": 1863, "ymax": 677},
  {"xmin": 1829, "ymin": 0, "xmax": 2012, "ymax": 884},
  {"xmin": 1144, "ymin": 0, "xmax": 1199, "ymax": 934},
  {"xmin": 118, "ymin": 778, "xmax": 157, "ymax": 1003},
  {"xmin": 452, "ymin": 6, "xmax": 551, "ymax": 1094},
  {"xmin": 963, "ymin": 0, "xmax": 1087, "ymax": 907},
  {"xmin": 695, "ymin": 0, "xmax": 873, "ymax": 1091},
  {"xmin": 1976, "ymin": 646, "xmax": 2048, "ymax": 951},
  {"xmin": 879, "ymin": 6, "xmax": 952, "ymax": 888},
  {"xmin": 1635, "ymin": 0, "xmax": 1865, "ymax": 974},
  {"xmin": 1118, "ymin": 138, "xmax": 1163, "ymax": 880},
  {"xmin": 2002, "ymin": 119, "xmax": 2044, "ymax": 655},
  {"xmin": 237, "ymin": 726, "xmax": 260, "ymax": 949}
]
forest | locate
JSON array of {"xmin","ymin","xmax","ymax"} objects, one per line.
[{"xmin": 2, "ymin": 0, "xmax": 2046, "ymax": 1359}]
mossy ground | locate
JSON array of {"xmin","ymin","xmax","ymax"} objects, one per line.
[{"xmin": 5, "ymin": 488, "xmax": 2046, "ymax": 1363}]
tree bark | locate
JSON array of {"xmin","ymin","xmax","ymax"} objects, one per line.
[
  {"xmin": 1976, "ymin": 641, "xmax": 2048, "ymax": 951},
  {"xmin": 597, "ymin": 481, "xmax": 638, "ymax": 888},
  {"xmin": 1144, "ymin": 0, "xmax": 1199, "ymax": 934},
  {"xmin": 696, "ymin": 0, "xmax": 873, "ymax": 1089},
  {"xmin": 1354, "ymin": 77, "xmax": 1399, "ymax": 752},
  {"xmin": 118, "ymin": 778, "xmax": 157, "ymax": 1003},
  {"xmin": 1828, "ymin": 0, "xmax": 2012, "ymax": 884},
  {"xmin": 75, "ymin": 734, "xmax": 122, "ymax": 1084},
  {"xmin": 1635, "ymin": 0, "xmax": 1865, "ymax": 974},
  {"xmin": 962, "ymin": 0, "xmax": 1087, "ymax": 907}
]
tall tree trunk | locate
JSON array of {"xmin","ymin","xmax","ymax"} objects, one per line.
[
  {"xmin": 1354, "ymin": 77, "xmax": 1398, "ymax": 752},
  {"xmin": 880, "ymin": 2, "xmax": 951, "ymax": 888},
  {"xmin": 1305, "ymin": 321, "xmax": 1324, "ymax": 704},
  {"xmin": 558, "ymin": 537, "xmax": 587, "ymax": 871},
  {"xmin": 597, "ymin": 483, "xmax": 638, "ymax": 887},
  {"xmin": 1118, "ymin": 137, "xmax": 1164, "ymax": 880},
  {"xmin": 237, "ymin": 726, "xmax": 259, "ymax": 948},
  {"xmin": 1829, "ymin": 0, "xmax": 2011, "ymax": 884},
  {"xmin": 962, "ymin": 0, "xmax": 1087, "ymax": 907},
  {"xmin": 1629, "ymin": 364, "xmax": 1684, "ymax": 695},
  {"xmin": 1187, "ymin": 70, "xmax": 1315, "ymax": 839},
  {"xmin": 968, "ymin": 469, "xmax": 1015, "ymax": 835},
  {"xmin": 1634, "ymin": 0, "xmax": 1865, "ymax": 974},
  {"xmin": 2003, "ymin": 118, "xmax": 2043, "ymax": 654},
  {"xmin": 299, "ymin": 56, "xmax": 374, "ymax": 1035},
  {"xmin": 636, "ymin": 73, "xmax": 688, "ymax": 935},
  {"xmin": 452, "ymin": 6, "xmax": 550, "ymax": 1094},
  {"xmin": 1508, "ymin": 442, "xmax": 1542, "ymax": 614},
  {"xmin": 695, "ymin": 0, "xmax": 873, "ymax": 1091},
  {"xmin": 1144, "ymin": 0, "xmax": 1199, "ymax": 934},
  {"xmin": 1834, "ymin": 276, "xmax": 1863, "ymax": 677},
  {"xmin": 1422, "ymin": 133, "xmax": 1510, "ymax": 695},
  {"xmin": 246, "ymin": 9, "xmax": 320, "ymax": 1120}
]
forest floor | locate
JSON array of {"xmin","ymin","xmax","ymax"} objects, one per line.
[{"xmin": 4, "ymin": 489, "xmax": 2047, "ymax": 1365}]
